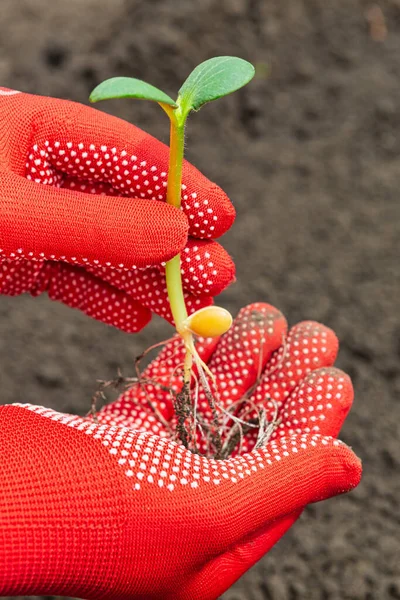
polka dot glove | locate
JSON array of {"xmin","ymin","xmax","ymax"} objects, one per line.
[
  {"xmin": 0, "ymin": 303, "xmax": 361, "ymax": 600},
  {"xmin": 0, "ymin": 87, "xmax": 235, "ymax": 331}
]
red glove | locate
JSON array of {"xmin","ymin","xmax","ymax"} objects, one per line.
[
  {"xmin": 0, "ymin": 87, "xmax": 235, "ymax": 331},
  {"xmin": 0, "ymin": 303, "xmax": 361, "ymax": 600}
]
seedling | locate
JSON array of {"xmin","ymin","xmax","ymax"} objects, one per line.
[{"xmin": 90, "ymin": 57, "xmax": 255, "ymax": 451}]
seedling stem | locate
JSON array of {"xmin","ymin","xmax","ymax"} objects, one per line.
[{"xmin": 90, "ymin": 56, "xmax": 255, "ymax": 445}]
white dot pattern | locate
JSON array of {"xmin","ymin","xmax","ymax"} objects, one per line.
[
  {"xmin": 83, "ymin": 236, "xmax": 234, "ymax": 323},
  {"xmin": 44, "ymin": 263, "xmax": 149, "ymax": 332},
  {"xmin": 0, "ymin": 259, "xmax": 43, "ymax": 295},
  {"xmin": 269, "ymin": 368, "xmax": 352, "ymax": 440},
  {"xmin": 0, "ymin": 259, "xmax": 150, "ymax": 333},
  {"xmin": 196, "ymin": 303, "xmax": 287, "ymax": 419},
  {"xmin": 24, "ymin": 140, "xmax": 229, "ymax": 239},
  {"xmin": 237, "ymin": 322, "xmax": 339, "ymax": 451},
  {"xmin": 0, "ymin": 139, "xmax": 235, "ymax": 330},
  {"xmin": 251, "ymin": 321, "xmax": 338, "ymax": 416},
  {"xmin": 99, "ymin": 334, "xmax": 219, "ymax": 430},
  {"xmin": 82, "ymin": 236, "xmax": 234, "ymax": 322},
  {"xmin": 0, "ymin": 251, "xmax": 224, "ymax": 331},
  {"xmin": 12, "ymin": 403, "xmax": 344, "ymax": 493},
  {"xmin": 88, "ymin": 305, "xmax": 348, "ymax": 459}
]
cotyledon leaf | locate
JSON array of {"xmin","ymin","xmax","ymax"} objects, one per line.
[
  {"xmin": 177, "ymin": 56, "xmax": 255, "ymax": 118},
  {"xmin": 89, "ymin": 76, "xmax": 177, "ymax": 107}
]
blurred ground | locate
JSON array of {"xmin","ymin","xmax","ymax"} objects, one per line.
[{"xmin": 0, "ymin": 0, "xmax": 399, "ymax": 599}]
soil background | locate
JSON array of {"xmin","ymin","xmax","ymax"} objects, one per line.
[{"xmin": 0, "ymin": 1, "xmax": 399, "ymax": 599}]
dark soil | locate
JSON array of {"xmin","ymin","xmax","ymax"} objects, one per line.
[{"xmin": 1, "ymin": 1, "xmax": 399, "ymax": 598}]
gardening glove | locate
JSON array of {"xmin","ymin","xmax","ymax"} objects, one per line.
[
  {"xmin": 0, "ymin": 87, "xmax": 235, "ymax": 332},
  {"xmin": 0, "ymin": 303, "xmax": 361, "ymax": 600}
]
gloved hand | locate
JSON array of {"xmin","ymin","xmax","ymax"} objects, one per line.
[
  {"xmin": 0, "ymin": 303, "xmax": 361, "ymax": 600},
  {"xmin": 0, "ymin": 87, "xmax": 235, "ymax": 331}
]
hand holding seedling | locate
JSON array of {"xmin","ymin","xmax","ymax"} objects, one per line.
[
  {"xmin": 0, "ymin": 303, "xmax": 361, "ymax": 599},
  {"xmin": 0, "ymin": 85, "xmax": 235, "ymax": 330}
]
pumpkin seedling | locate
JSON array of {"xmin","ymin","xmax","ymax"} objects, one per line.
[{"xmin": 90, "ymin": 56, "xmax": 255, "ymax": 450}]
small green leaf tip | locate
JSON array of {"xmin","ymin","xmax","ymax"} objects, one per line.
[
  {"xmin": 177, "ymin": 56, "xmax": 255, "ymax": 116},
  {"xmin": 89, "ymin": 76, "xmax": 177, "ymax": 107}
]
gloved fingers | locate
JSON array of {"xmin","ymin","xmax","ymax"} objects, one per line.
[
  {"xmin": 24, "ymin": 94, "xmax": 235, "ymax": 239},
  {"xmin": 179, "ymin": 238, "xmax": 235, "ymax": 296},
  {"xmin": 85, "ymin": 238, "xmax": 235, "ymax": 320},
  {"xmin": 0, "ymin": 244, "xmax": 229, "ymax": 329},
  {"xmin": 99, "ymin": 303, "xmax": 287, "ymax": 439},
  {"xmin": 0, "ymin": 257, "xmax": 189, "ymax": 331},
  {"xmin": 247, "ymin": 321, "xmax": 339, "ymax": 421},
  {"xmin": 199, "ymin": 435, "xmax": 361, "ymax": 554},
  {"xmin": 195, "ymin": 303, "xmax": 287, "ymax": 421},
  {"xmin": 37, "ymin": 262, "xmax": 152, "ymax": 333},
  {"xmin": 0, "ymin": 170, "xmax": 188, "ymax": 271},
  {"xmin": 80, "ymin": 263, "xmax": 213, "ymax": 324},
  {"xmin": 271, "ymin": 367, "xmax": 354, "ymax": 440},
  {"xmin": 242, "ymin": 367, "xmax": 353, "ymax": 452},
  {"xmin": 235, "ymin": 322, "xmax": 339, "ymax": 452},
  {"xmin": 98, "ymin": 334, "xmax": 220, "ymax": 427}
]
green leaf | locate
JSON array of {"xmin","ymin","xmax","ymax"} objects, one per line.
[
  {"xmin": 89, "ymin": 77, "xmax": 177, "ymax": 107},
  {"xmin": 177, "ymin": 56, "xmax": 255, "ymax": 117}
]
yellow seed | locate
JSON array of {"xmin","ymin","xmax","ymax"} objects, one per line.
[{"xmin": 184, "ymin": 306, "xmax": 233, "ymax": 338}]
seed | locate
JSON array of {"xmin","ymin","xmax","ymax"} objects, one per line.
[{"xmin": 184, "ymin": 306, "xmax": 232, "ymax": 338}]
